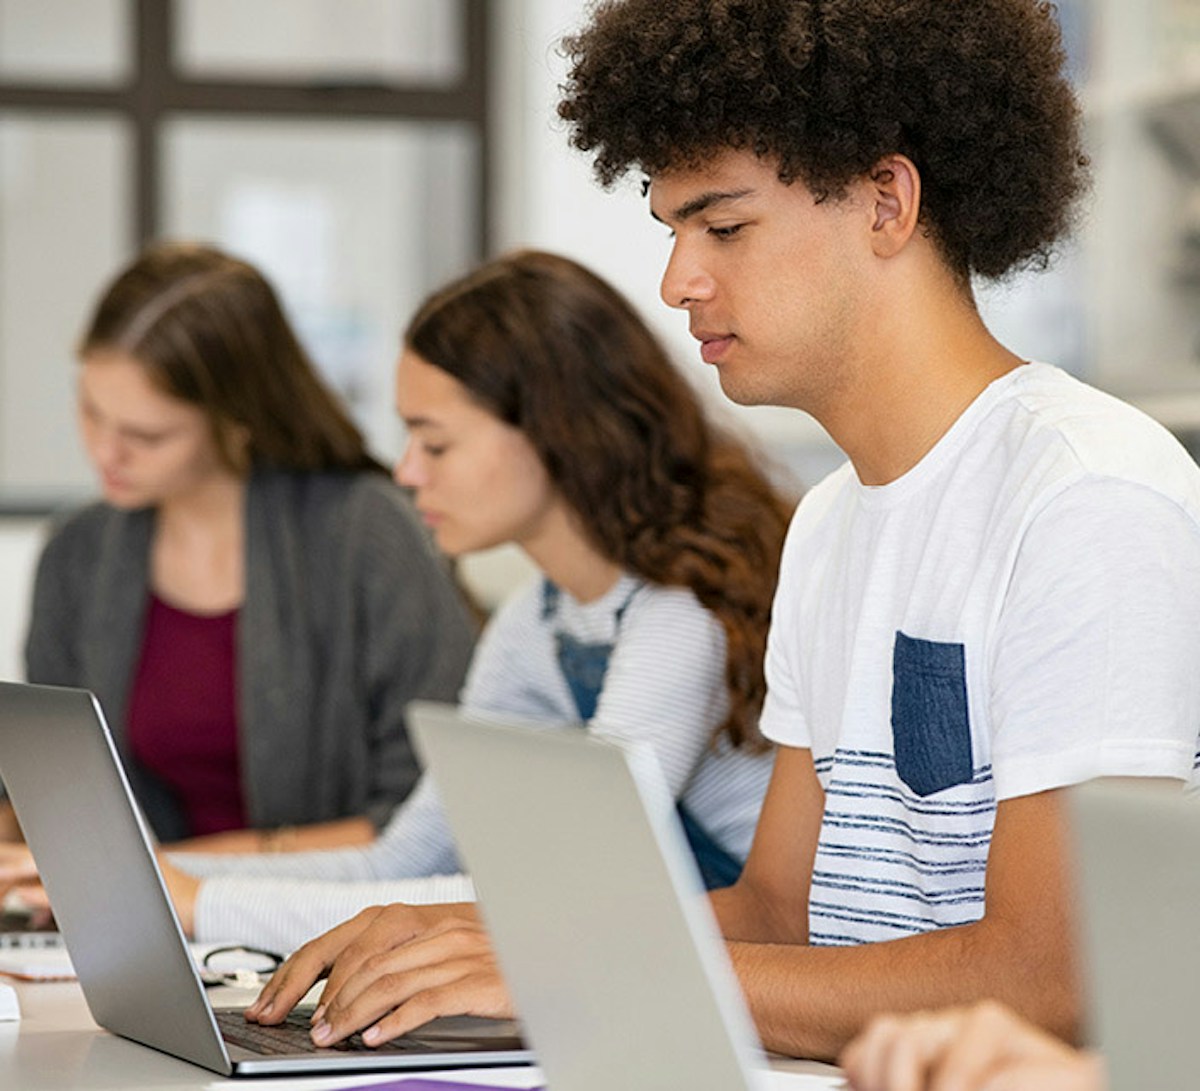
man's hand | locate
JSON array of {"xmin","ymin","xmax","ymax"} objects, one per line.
[
  {"xmin": 245, "ymin": 901, "xmax": 509, "ymax": 1046},
  {"xmin": 309, "ymin": 914, "xmax": 513, "ymax": 1046},
  {"xmin": 840, "ymin": 1001, "xmax": 1106, "ymax": 1091}
]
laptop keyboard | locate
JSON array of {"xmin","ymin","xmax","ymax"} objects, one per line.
[{"xmin": 215, "ymin": 1008, "xmax": 438, "ymax": 1055}]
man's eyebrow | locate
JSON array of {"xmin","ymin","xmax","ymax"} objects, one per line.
[{"xmin": 650, "ymin": 188, "xmax": 756, "ymax": 224}]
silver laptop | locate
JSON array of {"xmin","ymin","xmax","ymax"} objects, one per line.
[
  {"xmin": 408, "ymin": 700, "xmax": 768, "ymax": 1091},
  {"xmin": 1071, "ymin": 779, "xmax": 1199, "ymax": 1091},
  {"xmin": 0, "ymin": 681, "xmax": 532, "ymax": 1077}
]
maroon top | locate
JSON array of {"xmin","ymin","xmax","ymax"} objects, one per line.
[{"xmin": 127, "ymin": 594, "xmax": 246, "ymax": 837}]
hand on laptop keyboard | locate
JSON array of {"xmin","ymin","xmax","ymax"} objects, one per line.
[{"xmin": 245, "ymin": 902, "xmax": 515, "ymax": 1048}]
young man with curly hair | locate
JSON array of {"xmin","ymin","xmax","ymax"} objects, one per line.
[
  {"xmin": 549, "ymin": 0, "xmax": 1200, "ymax": 1061},
  {"xmin": 244, "ymin": 0, "xmax": 1200, "ymax": 1067}
]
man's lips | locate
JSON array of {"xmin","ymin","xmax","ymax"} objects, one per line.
[{"xmin": 697, "ymin": 334, "xmax": 735, "ymax": 364}]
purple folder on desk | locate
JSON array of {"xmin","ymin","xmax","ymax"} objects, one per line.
[{"xmin": 338, "ymin": 1080, "xmax": 543, "ymax": 1091}]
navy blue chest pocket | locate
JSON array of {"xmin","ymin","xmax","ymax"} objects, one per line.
[{"xmin": 890, "ymin": 632, "xmax": 974, "ymax": 797}]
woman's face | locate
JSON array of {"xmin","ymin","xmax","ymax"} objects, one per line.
[
  {"xmin": 78, "ymin": 349, "xmax": 232, "ymax": 510},
  {"xmin": 393, "ymin": 349, "xmax": 560, "ymax": 556}
]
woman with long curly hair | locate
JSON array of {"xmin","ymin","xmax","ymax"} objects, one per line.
[{"xmin": 161, "ymin": 249, "xmax": 793, "ymax": 952}]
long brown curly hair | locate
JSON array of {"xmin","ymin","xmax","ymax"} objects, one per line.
[
  {"xmin": 405, "ymin": 250, "xmax": 792, "ymax": 751},
  {"xmin": 558, "ymin": 0, "xmax": 1090, "ymax": 282}
]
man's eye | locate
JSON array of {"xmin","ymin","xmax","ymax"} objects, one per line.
[{"xmin": 708, "ymin": 224, "xmax": 744, "ymax": 240}]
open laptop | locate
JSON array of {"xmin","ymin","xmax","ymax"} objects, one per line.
[
  {"xmin": 1071, "ymin": 779, "xmax": 1200, "ymax": 1091},
  {"xmin": 0, "ymin": 681, "xmax": 532, "ymax": 1077},
  {"xmin": 408, "ymin": 700, "xmax": 770, "ymax": 1091}
]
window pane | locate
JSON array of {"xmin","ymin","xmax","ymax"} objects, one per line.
[
  {"xmin": 0, "ymin": 114, "xmax": 132, "ymax": 495},
  {"xmin": 174, "ymin": 0, "xmax": 464, "ymax": 87},
  {"xmin": 161, "ymin": 116, "xmax": 479, "ymax": 461},
  {"xmin": 0, "ymin": 0, "xmax": 131, "ymax": 85}
]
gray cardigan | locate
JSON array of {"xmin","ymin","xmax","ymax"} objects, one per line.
[{"xmin": 23, "ymin": 469, "xmax": 476, "ymax": 842}]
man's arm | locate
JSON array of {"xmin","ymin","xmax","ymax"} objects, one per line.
[
  {"xmin": 726, "ymin": 784, "xmax": 1081, "ymax": 1061},
  {"xmin": 241, "ymin": 749, "xmax": 822, "ymax": 1046},
  {"xmin": 710, "ymin": 745, "xmax": 822, "ymax": 944},
  {"xmin": 244, "ymin": 749, "xmax": 1079, "ymax": 1060}
]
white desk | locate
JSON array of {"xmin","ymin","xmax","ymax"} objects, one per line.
[{"xmin": 0, "ymin": 978, "xmax": 844, "ymax": 1090}]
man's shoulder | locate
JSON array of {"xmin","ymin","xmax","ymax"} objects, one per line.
[
  {"xmin": 793, "ymin": 460, "xmax": 857, "ymax": 519},
  {"xmin": 778, "ymin": 460, "xmax": 857, "ymax": 554},
  {"xmin": 996, "ymin": 364, "xmax": 1200, "ymax": 510}
]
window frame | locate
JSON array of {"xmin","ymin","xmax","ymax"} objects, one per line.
[{"xmin": 0, "ymin": 0, "xmax": 491, "ymax": 251}]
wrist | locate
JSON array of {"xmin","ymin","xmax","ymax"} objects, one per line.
[{"xmin": 258, "ymin": 826, "xmax": 297, "ymax": 853}]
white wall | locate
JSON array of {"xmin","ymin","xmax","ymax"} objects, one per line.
[{"xmin": 0, "ymin": 518, "xmax": 46, "ymax": 682}]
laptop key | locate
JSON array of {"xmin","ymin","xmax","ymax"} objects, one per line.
[{"xmin": 214, "ymin": 1009, "xmax": 437, "ymax": 1055}]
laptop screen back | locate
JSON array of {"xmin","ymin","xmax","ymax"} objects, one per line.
[
  {"xmin": 409, "ymin": 700, "xmax": 766, "ymax": 1091},
  {"xmin": 1071, "ymin": 779, "xmax": 1200, "ymax": 1090},
  {"xmin": 0, "ymin": 681, "xmax": 231, "ymax": 1073}
]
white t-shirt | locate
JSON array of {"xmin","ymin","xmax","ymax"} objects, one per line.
[{"xmin": 760, "ymin": 362, "xmax": 1200, "ymax": 946}]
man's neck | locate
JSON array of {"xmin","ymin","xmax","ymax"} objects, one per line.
[{"xmin": 813, "ymin": 272, "xmax": 1024, "ymax": 487}]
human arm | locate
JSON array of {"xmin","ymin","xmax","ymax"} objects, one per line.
[
  {"xmin": 158, "ymin": 855, "xmax": 202, "ymax": 935},
  {"xmin": 157, "ymin": 844, "xmax": 475, "ymax": 949},
  {"xmin": 716, "ymin": 775, "xmax": 1081, "ymax": 1061},
  {"xmin": 234, "ymin": 752, "xmax": 814, "ymax": 1048},
  {"xmin": 167, "ymin": 775, "xmax": 458, "ymax": 883},
  {"xmin": 162, "ymin": 776, "xmax": 464, "ymax": 946},
  {"xmin": 164, "ymin": 816, "xmax": 376, "ymax": 854},
  {"xmin": 840, "ymin": 1001, "xmax": 1106, "ymax": 1091},
  {"xmin": 723, "ymin": 479, "xmax": 1200, "ymax": 1059},
  {"xmin": 234, "ymin": 758, "xmax": 1080, "ymax": 1056},
  {"xmin": 240, "ymin": 585, "xmax": 742, "ymax": 1044},
  {"xmin": 709, "ymin": 745, "xmax": 822, "ymax": 943}
]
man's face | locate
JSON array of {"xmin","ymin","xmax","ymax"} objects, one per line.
[{"xmin": 649, "ymin": 149, "xmax": 872, "ymax": 414}]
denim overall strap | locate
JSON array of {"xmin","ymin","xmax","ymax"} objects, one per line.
[{"xmin": 543, "ymin": 578, "xmax": 743, "ymax": 890}]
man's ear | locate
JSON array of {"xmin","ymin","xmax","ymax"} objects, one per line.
[{"xmin": 866, "ymin": 154, "xmax": 921, "ymax": 258}]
